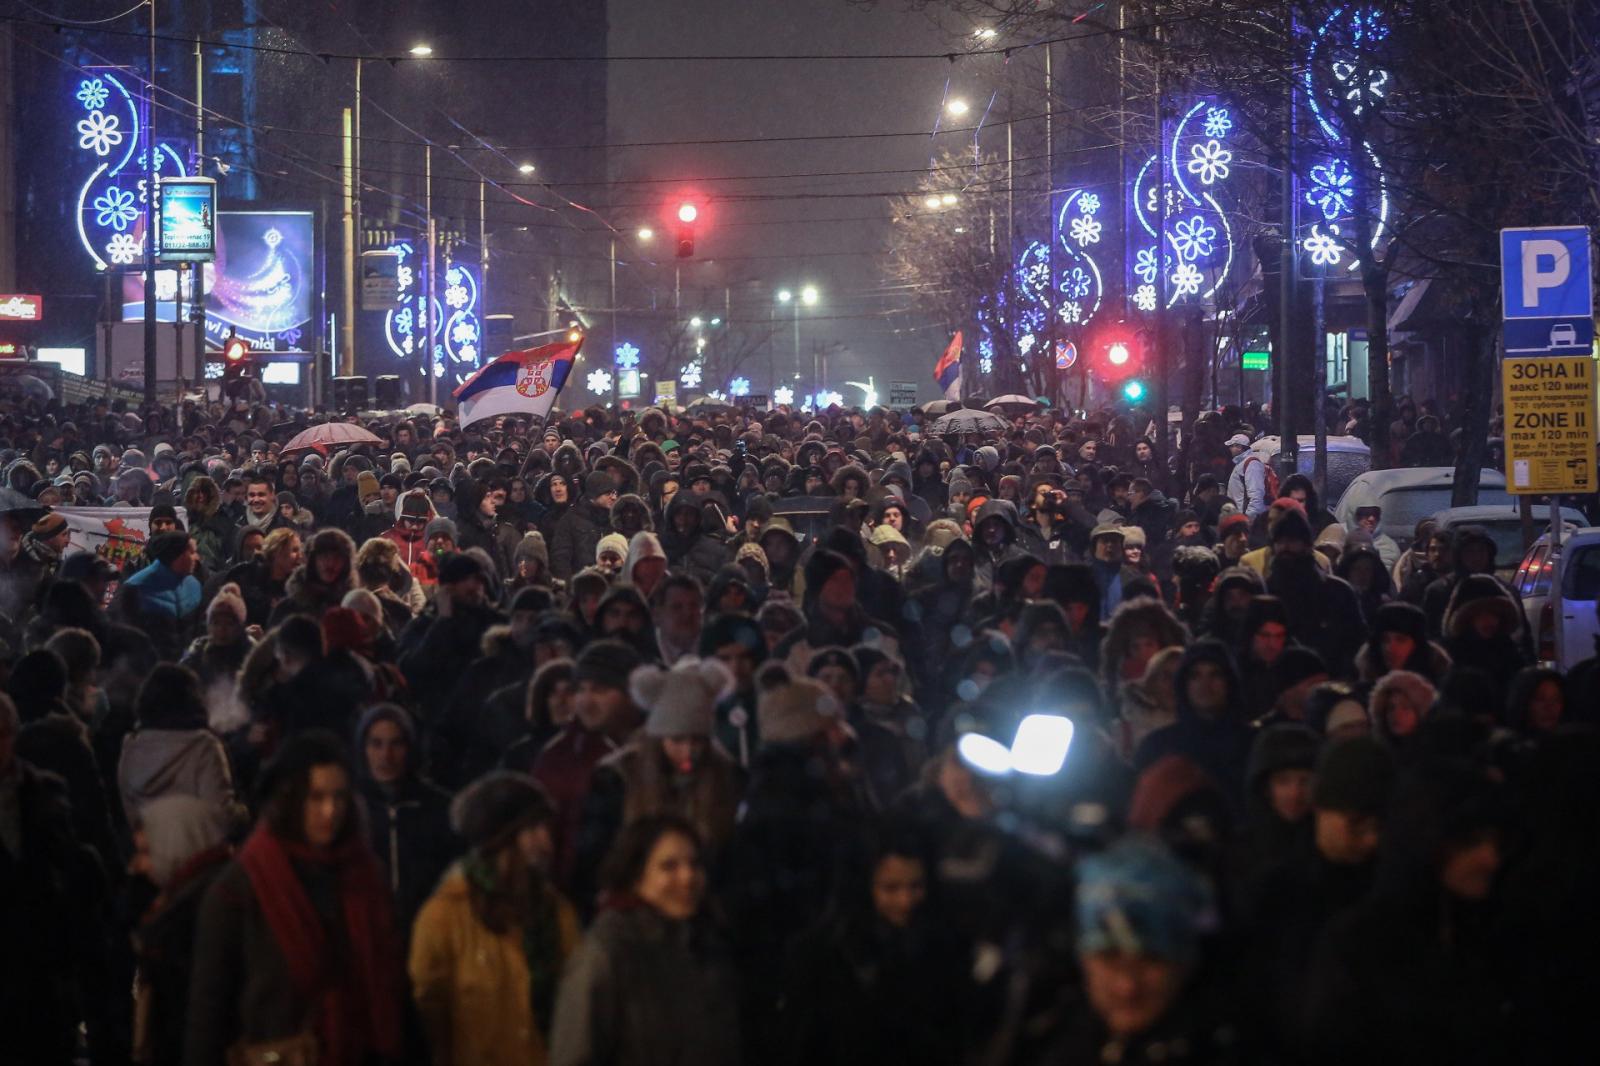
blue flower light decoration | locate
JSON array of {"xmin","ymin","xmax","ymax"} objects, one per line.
[{"xmin": 93, "ymin": 186, "xmax": 138, "ymax": 232}]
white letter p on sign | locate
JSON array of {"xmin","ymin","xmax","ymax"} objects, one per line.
[{"xmin": 1522, "ymin": 239, "xmax": 1571, "ymax": 308}]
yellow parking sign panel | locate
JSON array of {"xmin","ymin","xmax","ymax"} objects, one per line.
[{"xmin": 1502, "ymin": 355, "xmax": 1597, "ymax": 494}]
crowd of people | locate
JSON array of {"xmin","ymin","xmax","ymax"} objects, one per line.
[{"xmin": 0, "ymin": 388, "xmax": 1594, "ymax": 1066}]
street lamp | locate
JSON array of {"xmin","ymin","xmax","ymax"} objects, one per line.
[
  {"xmin": 923, "ymin": 194, "xmax": 942, "ymax": 210},
  {"xmin": 941, "ymin": 192, "xmax": 958, "ymax": 206},
  {"xmin": 517, "ymin": 163, "xmax": 536, "ymax": 175},
  {"xmin": 974, "ymin": 27, "xmax": 998, "ymax": 40},
  {"xmin": 409, "ymin": 43, "xmax": 433, "ymax": 56},
  {"xmin": 946, "ymin": 97, "xmax": 970, "ymax": 118},
  {"xmin": 777, "ymin": 289, "xmax": 792, "ymax": 304},
  {"xmin": 637, "ymin": 227, "xmax": 654, "ymax": 241},
  {"xmin": 690, "ymin": 316, "xmax": 704, "ymax": 328},
  {"xmin": 801, "ymin": 285, "xmax": 819, "ymax": 306}
]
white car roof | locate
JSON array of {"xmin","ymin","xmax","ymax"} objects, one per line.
[{"xmin": 1433, "ymin": 504, "xmax": 1588, "ymax": 525}]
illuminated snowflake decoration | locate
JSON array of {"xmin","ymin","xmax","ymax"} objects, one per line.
[
  {"xmin": 1187, "ymin": 140, "xmax": 1232, "ymax": 185},
  {"xmin": 1306, "ymin": 159, "xmax": 1355, "ymax": 221},
  {"xmin": 1350, "ymin": 7, "xmax": 1389, "ymax": 43},
  {"xmin": 1078, "ymin": 192, "xmax": 1101, "ymax": 215},
  {"xmin": 450, "ymin": 320, "xmax": 478, "ymax": 346},
  {"xmin": 1203, "ymin": 107, "xmax": 1232, "ymax": 138},
  {"xmin": 77, "ymin": 111, "xmax": 124, "ymax": 156},
  {"xmin": 680, "ymin": 363, "xmax": 703, "ymax": 389},
  {"xmin": 1059, "ymin": 301, "xmax": 1083, "ymax": 324},
  {"xmin": 1061, "ymin": 266, "xmax": 1092, "ymax": 300},
  {"xmin": 729, "ymin": 377, "xmax": 750, "ymax": 397},
  {"xmin": 1134, "ymin": 247, "xmax": 1161, "ymax": 285},
  {"xmin": 1171, "ymin": 263, "xmax": 1203, "ymax": 297},
  {"xmin": 397, "ymin": 265, "xmax": 414, "ymax": 291},
  {"xmin": 1333, "ymin": 61, "xmax": 1389, "ymax": 114},
  {"xmin": 587, "ymin": 369, "xmax": 613, "ymax": 394},
  {"xmin": 614, "ymin": 342, "xmax": 640, "ymax": 369},
  {"xmin": 106, "ymin": 232, "xmax": 142, "ymax": 265},
  {"xmin": 1171, "ymin": 216, "xmax": 1217, "ymax": 261},
  {"xmin": 1069, "ymin": 215, "xmax": 1102, "ymax": 246},
  {"xmin": 1302, "ymin": 225, "xmax": 1345, "ymax": 266},
  {"xmin": 979, "ymin": 355, "xmax": 994, "ymax": 374},
  {"xmin": 460, "ymin": 344, "xmax": 478, "ymax": 362},
  {"xmin": 1133, "ymin": 285, "xmax": 1158, "ymax": 311},
  {"xmin": 76, "ymin": 78, "xmax": 109, "ymax": 111},
  {"xmin": 444, "ymin": 284, "xmax": 468, "ymax": 309},
  {"xmin": 93, "ymin": 187, "xmax": 138, "ymax": 232},
  {"xmin": 394, "ymin": 308, "xmax": 414, "ymax": 335},
  {"xmin": 1018, "ymin": 333, "xmax": 1036, "ymax": 356},
  {"xmin": 773, "ymin": 386, "xmax": 795, "ymax": 406}
]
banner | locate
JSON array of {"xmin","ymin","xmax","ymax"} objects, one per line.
[{"xmin": 57, "ymin": 505, "xmax": 188, "ymax": 575}]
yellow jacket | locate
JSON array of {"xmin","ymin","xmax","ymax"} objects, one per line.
[{"xmin": 408, "ymin": 867, "xmax": 581, "ymax": 1066}]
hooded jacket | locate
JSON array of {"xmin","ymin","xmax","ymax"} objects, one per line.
[
  {"xmin": 1133, "ymin": 640, "xmax": 1253, "ymax": 808},
  {"xmin": 969, "ymin": 498, "xmax": 1028, "ymax": 591},
  {"xmin": 661, "ymin": 494, "xmax": 730, "ymax": 585}
]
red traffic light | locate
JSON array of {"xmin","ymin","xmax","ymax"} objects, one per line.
[
  {"xmin": 1107, "ymin": 342, "xmax": 1131, "ymax": 367},
  {"xmin": 677, "ymin": 202, "xmax": 699, "ymax": 224},
  {"xmin": 224, "ymin": 337, "xmax": 250, "ymax": 362}
]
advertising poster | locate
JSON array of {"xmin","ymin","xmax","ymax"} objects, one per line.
[{"xmin": 157, "ymin": 177, "xmax": 217, "ymax": 262}]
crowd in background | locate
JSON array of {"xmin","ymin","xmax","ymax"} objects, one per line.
[{"xmin": 0, "ymin": 387, "xmax": 1594, "ymax": 1066}]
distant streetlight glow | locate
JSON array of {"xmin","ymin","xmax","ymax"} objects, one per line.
[
  {"xmin": 801, "ymin": 285, "xmax": 820, "ymax": 306},
  {"xmin": 409, "ymin": 43, "xmax": 433, "ymax": 56},
  {"xmin": 974, "ymin": 27, "xmax": 998, "ymax": 39},
  {"xmin": 637, "ymin": 227, "xmax": 654, "ymax": 241},
  {"xmin": 777, "ymin": 289, "xmax": 793, "ymax": 303},
  {"xmin": 941, "ymin": 192, "xmax": 958, "ymax": 206},
  {"xmin": 924, "ymin": 194, "xmax": 942, "ymax": 209},
  {"xmin": 517, "ymin": 163, "xmax": 536, "ymax": 175},
  {"xmin": 690, "ymin": 316, "xmax": 704, "ymax": 328},
  {"xmin": 946, "ymin": 98, "xmax": 970, "ymax": 118}
]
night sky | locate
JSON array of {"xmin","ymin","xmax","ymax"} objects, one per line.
[{"xmin": 606, "ymin": 0, "xmax": 966, "ymax": 401}]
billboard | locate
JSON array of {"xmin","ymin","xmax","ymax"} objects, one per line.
[
  {"xmin": 157, "ymin": 177, "xmax": 217, "ymax": 262},
  {"xmin": 125, "ymin": 210, "xmax": 316, "ymax": 350}
]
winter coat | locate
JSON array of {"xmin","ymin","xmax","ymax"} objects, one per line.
[
  {"xmin": 358, "ymin": 776, "xmax": 458, "ymax": 936},
  {"xmin": 550, "ymin": 500, "xmax": 613, "ymax": 581},
  {"xmin": 265, "ymin": 562, "xmax": 353, "ymax": 628},
  {"xmin": 661, "ymin": 495, "xmax": 731, "ymax": 585},
  {"xmin": 532, "ymin": 725, "xmax": 621, "ymax": 892},
  {"xmin": 16, "ymin": 710, "xmax": 118, "ymax": 864},
  {"xmin": 118, "ymin": 728, "xmax": 237, "ymax": 828},
  {"xmin": 548, "ymin": 905, "xmax": 741, "ymax": 1066},
  {"xmin": 396, "ymin": 602, "xmax": 507, "ymax": 721},
  {"xmin": 433, "ymin": 627, "xmax": 538, "ymax": 789},
  {"xmin": 409, "ymin": 867, "xmax": 581, "ymax": 1066},
  {"xmin": 216, "ymin": 557, "xmax": 289, "ymax": 629},
  {"xmin": 132, "ymin": 844, "xmax": 232, "ymax": 1066}
]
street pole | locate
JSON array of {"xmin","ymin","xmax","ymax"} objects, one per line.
[
  {"xmin": 1313, "ymin": 275, "xmax": 1327, "ymax": 501},
  {"xmin": 609, "ymin": 237, "xmax": 618, "ymax": 406},
  {"xmin": 193, "ymin": 34, "xmax": 205, "ymax": 384},
  {"xmin": 340, "ymin": 107, "xmax": 356, "ymax": 376},
  {"xmin": 793, "ymin": 303, "xmax": 801, "ymax": 387},
  {"xmin": 353, "ymin": 60, "xmax": 362, "ymax": 264},
  {"xmin": 425, "ymin": 144, "xmax": 438, "ymax": 407},
  {"xmin": 1151, "ymin": 22, "xmax": 1170, "ymax": 470},
  {"xmin": 479, "ymin": 177, "xmax": 489, "ymax": 374},
  {"xmin": 142, "ymin": 0, "xmax": 157, "ymax": 407}
]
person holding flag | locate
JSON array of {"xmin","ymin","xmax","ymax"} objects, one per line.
[
  {"xmin": 453, "ymin": 337, "xmax": 584, "ymax": 427},
  {"xmin": 933, "ymin": 331, "xmax": 962, "ymax": 402}
]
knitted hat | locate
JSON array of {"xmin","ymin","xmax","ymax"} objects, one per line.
[
  {"xmin": 596, "ymin": 532, "xmax": 630, "ymax": 562},
  {"xmin": 758, "ymin": 673, "xmax": 840, "ymax": 745},
  {"xmin": 584, "ymin": 470, "xmax": 618, "ymax": 500},
  {"xmin": 631, "ymin": 657, "xmax": 733, "ymax": 737},
  {"xmin": 1218, "ymin": 512, "xmax": 1249, "ymax": 538},
  {"xmin": 424, "ymin": 516, "xmax": 457, "ymax": 542},
  {"xmin": 1075, "ymin": 836, "xmax": 1213, "ymax": 964},
  {"xmin": 437, "ymin": 552, "xmax": 483, "ymax": 586},
  {"xmin": 207, "ymin": 587, "xmax": 247, "ymax": 624},
  {"xmin": 1246, "ymin": 723, "xmax": 1320, "ymax": 793},
  {"xmin": 449, "ymin": 771, "xmax": 555, "ymax": 850},
  {"xmin": 574, "ymin": 639, "xmax": 644, "ymax": 689},
  {"xmin": 31, "ymin": 513, "xmax": 67, "ymax": 538},
  {"xmin": 1311, "ymin": 736, "xmax": 1396, "ymax": 815},
  {"xmin": 1269, "ymin": 506, "xmax": 1314, "ymax": 545},
  {"xmin": 1275, "ymin": 646, "xmax": 1328, "ymax": 688},
  {"xmin": 320, "ymin": 607, "xmax": 369, "ymax": 654},
  {"xmin": 341, "ymin": 588, "xmax": 384, "ymax": 624},
  {"xmin": 356, "ymin": 471, "xmax": 381, "ymax": 500}
]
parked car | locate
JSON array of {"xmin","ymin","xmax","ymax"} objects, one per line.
[
  {"xmin": 1430, "ymin": 505, "xmax": 1588, "ymax": 583},
  {"xmin": 1333, "ymin": 467, "xmax": 1514, "ymax": 552},
  {"xmin": 1250, "ymin": 435, "xmax": 1372, "ymax": 507},
  {"xmin": 1512, "ymin": 527, "xmax": 1600, "ymax": 669}
]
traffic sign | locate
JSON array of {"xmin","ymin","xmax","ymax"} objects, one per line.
[
  {"xmin": 1501, "ymin": 226, "xmax": 1593, "ymax": 356},
  {"xmin": 1241, "ymin": 349, "xmax": 1270, "ymax": 371},
  {"xmin": 889, "ymin": 380, "xmax": 917, "ymax": 407},
  {"xmin": 1502, "ymin": 355, "xmax": 1596, "ymax": 494},
  {"xmin": 1055, "ymin": 341, "xmax": 1077, "ymax": 370}
]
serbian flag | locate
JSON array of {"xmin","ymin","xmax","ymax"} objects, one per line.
[
  {"xmin": 453, "ymin": 338, "xmax": 581, "ymax": 426},
  {"xmin": 933, "ymin": 331, "xmax": 963, "ymax": 401}
]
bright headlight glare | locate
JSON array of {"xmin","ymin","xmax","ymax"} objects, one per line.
[
  {"xmin": 1010, "ymin": 714, "xmax": 1074, "ymax": 776},
  {"xmin": 957, "ymin": 732, "xmax": 1013, "ymax": 776}
]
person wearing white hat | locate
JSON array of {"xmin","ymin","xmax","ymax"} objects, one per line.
[{"xmin": 1226, "ymin": 432, "xmax": 1269, "ymax": 521}]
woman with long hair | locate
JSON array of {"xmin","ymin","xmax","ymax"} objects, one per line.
[{"xmin": 409, "ymin": 772, "xmax": 580, "ymax": 1066}]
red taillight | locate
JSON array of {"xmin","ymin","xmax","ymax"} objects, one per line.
[{"xmin": 1538, "ymin": 601, "xmax": 1556, "ymax": 662}]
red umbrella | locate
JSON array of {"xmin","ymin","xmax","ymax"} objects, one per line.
[{"xmin": 280, "ymin": 422, "xmax": 384, "ymax": 456}]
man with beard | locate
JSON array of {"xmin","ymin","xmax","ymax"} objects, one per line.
[{"xmin": 1265, "ymin": 507, "xmax": 1365, "ymax": 678}]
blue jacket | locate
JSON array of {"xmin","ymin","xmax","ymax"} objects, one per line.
[{"xmin": 122, "ymin": 559, "xmax": 203, "ymax": 620}]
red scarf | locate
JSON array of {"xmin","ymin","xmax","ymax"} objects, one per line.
[{"xmin": 238, "ymin": 825, "xmax": 403, "ymax": 1066}]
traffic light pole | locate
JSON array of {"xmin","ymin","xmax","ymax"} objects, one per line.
[{"xmin": 142, "ymin": 0, "xmax": 158, "ymax": 408}]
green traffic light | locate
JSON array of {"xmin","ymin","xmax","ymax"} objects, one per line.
[{"xmin": 1122, "ymin": 380, "xmax": 1146, "ymax": 402}]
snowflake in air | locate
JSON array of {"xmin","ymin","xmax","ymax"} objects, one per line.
[
  {"xmin": 397, "ymin": 266, "xmax": 414, "ymax": 291},
  {"xmin": 1059, "ymin": 301, "xmax": 1083, "ymax": 324},
  {"xmin": 680, "ymin": 363, "xmax": 703, "ymax": 389},
  {"xmin": 1306, "ymin": 159, "xmax": 1354, "ymax": 221},
  {"xmin": 1171, "ymin": 262, "xmax": 1203, "ymax": 297},
  {"xmin": 614, "ymin": 342, "xmax": 640, "ymax": 369},
  {"xmin": 1203, "ymin": 107, "xmax": 1232, "ymax": 139},
  {"xmin": 587, "ymin": 369, "xmax": 613, "ymax": 393},
  {"xmin": 444, "ymin": 284, "xmax": 468, "ymax": 309},
  {"xmin": 729, "ymin": 377, "xmax": 750, "ymax": 397},
  {"xmin": 1187, "ymin": 140, "xmax": 1232, "ymax": 185},
  {"xmin": 1133, "ymin": 284, "xmax": 1158, "ymax": 311},
  {"xmin": 77, "ymin": 78, "xmax": 110, "ymax": 111},
  {"xmin": 1069, "ymin": 215, "xmax": 1103, "ymax": 246},
  {"xmin": 105, "ymin": 232, "xmax": 142, "ymax": 265},
  {"xmin": 94, "ymin": 187, "xmax": 138, "ymax": 232},
  {"xmin": 1060, "ymin": 266, "xmax": 1091, "ymax": 301},
  {"xmin": 773, "ymin": 386, "xmax": 795, "ymax": 406},
  {"xmin": 77, "ymin": 111, "xmax": 124, "ymax": 157},
  {"xmin": 450, "ymin": 320, "xmax": 478, "ymax": 346},
  {"xmin": 1302, "ymin": 225, "xmax": 1345, "ymax": 266},
  {"xmin": 394, "ymin": 308, "xmax": 414, "ymax": 335},
  {"xmin": 1078, "ymin": 192, "xmax": 1101, "ymax": 215},
  {"xmin": 1134, "ymin": 247, "xmax": 1161, "ymax": 285},
  {"xmin": 1171, "ymin": 216, "xmax": 1218, "ymax": 261}
]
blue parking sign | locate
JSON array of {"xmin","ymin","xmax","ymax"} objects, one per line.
[{"xmin": 1501, "ymin": 226, "xmax": 1593, "ymax": 356}]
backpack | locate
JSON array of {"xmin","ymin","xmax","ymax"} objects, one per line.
[{"xmin": 1242, "ymin": 454, "xmax": 1280, "ymax": 506}]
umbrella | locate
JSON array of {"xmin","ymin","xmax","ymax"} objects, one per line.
[
  {"xmin": 405, "ymin": 402, "xmax": 442, "ymax": 416},
  {"xmin": 985, "ymin": 394, "xmax": 1040, "ymax": 414},
  {"xmin": 685, "ymin": 397, "xmax": 735, "ymax": 414},
  {"xmin": 919, "ymin": 399, "xmax": 961, "ymax": 417},
  {"xmin": 0, "ymin": 487, "xmax": 47, "ymax": 527},
  {"xmin": 280, "ymin": 422, "xmax": 384, "ymax": 456},
  {"xmin": 929, "ymin": 409, "xmax": 1012, "ymax": 435}
]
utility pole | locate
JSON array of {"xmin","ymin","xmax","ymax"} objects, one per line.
[
  {"xmin": 1277, "ymin": 19, "xmax": 1297, "ymax": 470},
  {"xmin": 192, "ymin": 36, "xmax": 205, "ymax": 383},
  {"xmin": 609, "ymin": 236, "xmax": 618, "ymax": 406},
  {"xmin": 1151, "ymin": 15, "xmax": 1170, "ymax": 471},
  {"xmin": 424, "ymin": 144, "xmax": 436, "ymax": 405},
  {"xmin": 142, "ymin": 0, "xmax": 157, "ymax": 407}
]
